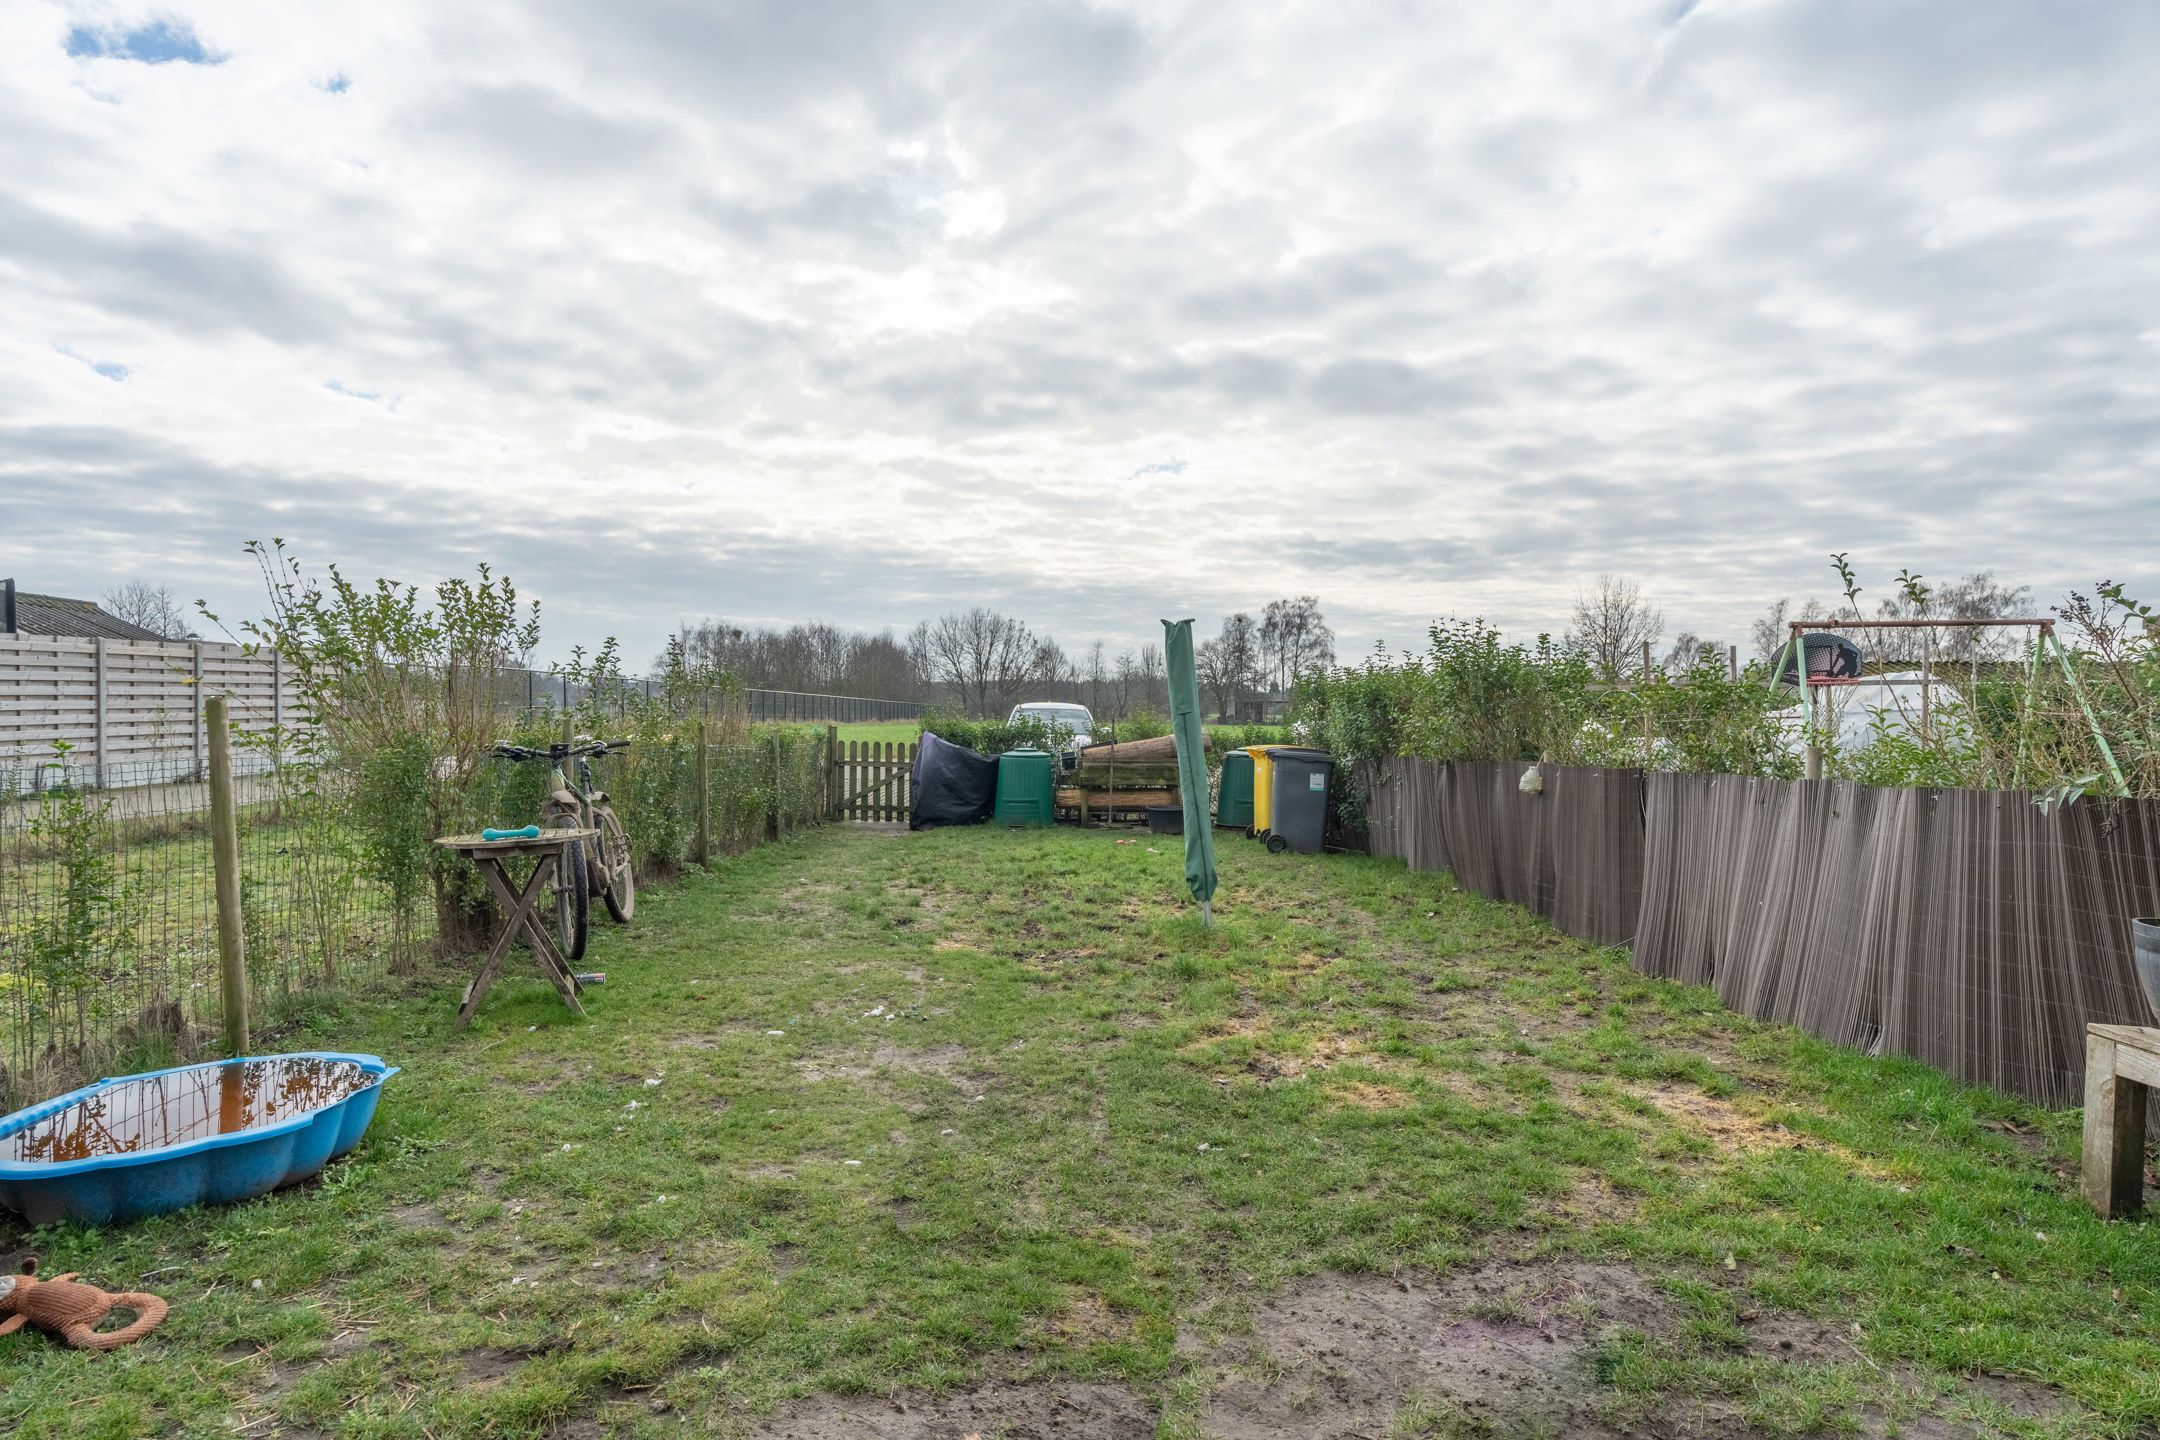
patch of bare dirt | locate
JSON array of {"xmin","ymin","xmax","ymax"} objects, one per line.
[
  {"xmin": 792, "ymin": 1043, "xmax": 983, "ymax": 1095},
  {"xmin": 748, "ymin": 1380, "xmax": 1156, "ymax": 1438},
  {"xmin": 1325, "ymin": 1079, "xmax": 1414, "ymax": 1112},
  {"xmin": 1190, "ymin": 1261, "xmax": 2070, "ymax": 1439},
  {"xmin": 737, "ymin": 1162, "xmax": 800, "ymax": 1181},
  {"xmin": 460, "ymin": 1345, "xmax": 531, "ymax": 1384},
  {"xmin": 1193, "ymin": 1260, "xmax": 1694, "ymax": 1439},
  {"xmin": 1533, "ymin": 1172, "xmax": 1642, "ymax": 1227},
  {"xmin": 1629, "ymin": 1084, "xmax": 1909, "ymax": 1181},
  {"xmin": 1030, "ymin": 1289, "xmax": 1140, "ymax": 1349}
]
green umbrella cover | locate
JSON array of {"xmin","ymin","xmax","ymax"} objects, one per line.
[{"xmin": 1161, "ymin": 618, "xmax": 1220, "ymax": 922}]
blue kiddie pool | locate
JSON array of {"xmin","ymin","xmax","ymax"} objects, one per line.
[{"xmin": 0, "ymin": 1052, "xmax": 396, "ymax": 1226}]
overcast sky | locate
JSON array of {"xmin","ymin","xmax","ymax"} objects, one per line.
[{"xmin": 4, "ymin": 1, "xmax": 2158, "ymax": 671}]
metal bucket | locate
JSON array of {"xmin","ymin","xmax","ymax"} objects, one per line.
[{"xmin": 2135, "ymin": 917, "xmax": 2160, "ymax": 1023}]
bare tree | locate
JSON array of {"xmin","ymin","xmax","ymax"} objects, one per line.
[
  {"xmin": 1566, "ymin": 574, "xmax": 1662, "ymax": 682},
  {"xmin": 1750, "ymin": 596, "xmax": 1833, "ymax": 664},
  {"xmin": 1136, "ymin": 643, "xmax": 1166, "ymax": 712},
  {"xmin": 847, "ymin": 630, "xmax": 920, "ymax": 699},
  {"xmin": 1749, "ymin": 567, "xmax": 2032, "ymax": 672},
  {"xmin": 1197, "ymin": 637, "xmax": 1231, "ymax": 720},
  {"xmin": 912, "ymin": 608, "xmax": 1050, "ymax": 716},
  {"xmin": 673, "ymin": 618, "xmax": 925, "ymax": 699},
  {"xmin": 1258, "ymin": 597, "xmax": 1335, "ymax": 694},
  {"xmin": 102, "ymin": 581, "xmax": 194, "ymax": 639},
  {"xmin": 1216, "ymin": 611, "xmax": 1260, "ymax": 717},
  {"xmin": 1871, "ymin": 570, "xmax": 2035, "ymax": 664},
  {"xmin": 1110, "ymin": 649, "xmax": 1141, "ymax": 719},
  {"xmin": 1662, "ymin": 632, "xmax": 1725, "ymax": 672},
  {"xmin": 1081, "ymin": 639, "xmax": 1110, "ymax": 717}
]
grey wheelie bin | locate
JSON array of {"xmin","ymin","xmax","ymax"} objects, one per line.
[{"xmin": 1264, "ymin": 748, "xmax": 1334, "ymax": 854}]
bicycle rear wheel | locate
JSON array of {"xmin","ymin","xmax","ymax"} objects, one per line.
[{"xmin": 597, "ymin": 807, "xmax": 636, "ymax": 922}]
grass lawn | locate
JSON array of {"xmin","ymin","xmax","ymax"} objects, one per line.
[
  {"xmin": 830, "ymin": 721, "xmax": 922, "ymax": 745},
  {"xmin": 2, "ymin": 826, "xmax": 2154, "ymax": 1439}
]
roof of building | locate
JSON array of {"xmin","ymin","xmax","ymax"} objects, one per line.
[{"xmin": 6, "ymin": 590, "xmax": 174, "ymax": 642}]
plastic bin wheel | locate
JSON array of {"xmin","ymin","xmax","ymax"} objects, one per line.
[{"xmin": 1266, "ymin": 833, "xmax": 1290, "ymax": 854}]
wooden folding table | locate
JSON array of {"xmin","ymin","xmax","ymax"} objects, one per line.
[{"xmin": 436, "ymin": 831, "xmax": 597, "ymax": 1029}]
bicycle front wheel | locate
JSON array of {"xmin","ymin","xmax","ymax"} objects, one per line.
[
  {"xmin": 597, "ymin": 807, "xmax": 636, "ymax": 922},
  {"xmin": 544, "ymin": 807, "xmax": 590, "ymax": 961}
]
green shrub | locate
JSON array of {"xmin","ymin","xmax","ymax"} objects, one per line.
[
  {"xmin": 1102, "ymin": 710, "xmax": 1171, "ymax": 742},
  {"xmin": 1206, "ymin": 723, "xmax": 1295, "ymax": 751},
  {"xmin": 920, "ymin": 710, "xmax": 1062, "ymax": 754}
]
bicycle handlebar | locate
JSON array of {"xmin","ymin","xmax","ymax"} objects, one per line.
[{"xmin": 490, "ymin": 739, "xmax": 631, "ymax": 762}]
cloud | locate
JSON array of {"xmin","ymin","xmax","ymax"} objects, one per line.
[{"xmin": 2, "ymin": 0, "xmax": 2158, "ymax": 669}]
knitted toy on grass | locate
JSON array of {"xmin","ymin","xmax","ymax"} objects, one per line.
[{"xmin": 0, "ymin": 1257, "xmax": 169, "ymax": 1351}]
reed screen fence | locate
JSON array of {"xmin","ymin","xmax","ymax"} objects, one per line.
[{"xmin": 1362, "ymin": 758, "xmax": 2160, "ymax": 1109}]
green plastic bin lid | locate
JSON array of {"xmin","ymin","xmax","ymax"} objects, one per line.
[{"xmin": 1002, "ymin": 747, "xmax": 1052, "ymax": 758}]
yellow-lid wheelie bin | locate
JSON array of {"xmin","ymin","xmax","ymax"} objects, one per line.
[{"xmin": 1245, "ymin": 745, "xmax": 1280, "ymax": 839}]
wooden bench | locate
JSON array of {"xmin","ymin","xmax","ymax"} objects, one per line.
[{"xmin": 2083, "ymin": 1024, "xmax": 2160, "ymax": 1218}]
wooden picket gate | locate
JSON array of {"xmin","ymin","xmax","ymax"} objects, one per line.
[{"xmin": 830, "ymin": 739, "xmax": 916, "ymax": 823}]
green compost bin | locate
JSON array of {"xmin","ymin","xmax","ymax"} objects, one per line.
[
  {"xmin": 1217, "ymin": 749, "xmax": 1254, "ymax": 830},
  {"xmin": 994, "ymin": 748, "xmax": 1056, "ymax": 826}
]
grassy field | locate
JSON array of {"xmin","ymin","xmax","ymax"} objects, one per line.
[
  {"xmin": 2, "ymin": 826, "xmax": 2153, "ymax": 1439},
  {"xmin": 830, "ymin": 721, "xmax": 923, "ymax": 745}
]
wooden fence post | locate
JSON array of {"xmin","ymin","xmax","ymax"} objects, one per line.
[
  {"xmin": 1640, "ymin": 639, "xmax": 1654, "ymax": 757},
  {"xmin": 767, "ymin": 731, "xmax": 782, "ymax": 839},
  {"xmin": 192, "ymin": 640, "xmax": 206, "ymax": 781},
  {"xmin": 825, "ymin": 724, "xmax": 839, "ymax": 820},
  {"xmin": 694, "ymin": 721, "xmax": 712, "ymax": 864},
  {"xmin": 207, "ymin": 695, "xmax": 250, "ymax": 1055},
  {"xmin": 92, "ymin": 637, "xmax": 106, "ymax": 788}
]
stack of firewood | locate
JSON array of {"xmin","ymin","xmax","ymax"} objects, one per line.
[{"xmin": 1056, "ymin": 733, "xmax": 1200, "ymax": 821}]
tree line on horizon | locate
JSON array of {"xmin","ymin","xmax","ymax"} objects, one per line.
[
  {"xmin": 664, "ymin": 596, "xmax": 1339, "ymax": 721},
  {"xmin": 94, "ymin": 558, "xmax": 2040, "ymax": 722}
]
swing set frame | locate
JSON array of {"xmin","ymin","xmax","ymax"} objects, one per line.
[{"xmin": 1769, "ymin": 617, "xmax": 2127, "ymax": 795}]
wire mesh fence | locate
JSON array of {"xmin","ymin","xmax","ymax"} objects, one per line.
[
  {"xmin": 0, "ymin": 754, "xmax": 403, "ymax": 1110},
  {"xmin": 501, "ymin": 670, "xmax": 920, "ymax": 726},
  {"xmin": 0, "ymin": 728, "xmax": 833, "ymax": 1110}
]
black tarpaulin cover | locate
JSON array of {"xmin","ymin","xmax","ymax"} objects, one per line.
[{"xmin": 909, "ymin": 732, "xmax": 998, "ymax": 829}]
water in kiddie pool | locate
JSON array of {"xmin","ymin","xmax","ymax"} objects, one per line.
[{"xmin": 3, "ymin": 1057, "xmax": 375, "ymax": 1163}]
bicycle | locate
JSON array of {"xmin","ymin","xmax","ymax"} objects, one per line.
[{"xmin": 489, "ymin": 738, "xmax": 636, "ymax": 961}]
